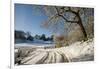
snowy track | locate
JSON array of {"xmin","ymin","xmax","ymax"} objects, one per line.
[
  {"xmin": 15, "ymin": 39, "xmax": 94, "ymax": 65},
  {"xmin": 21, "ymin": 50, "xmax": 70, "ymax": 64}
]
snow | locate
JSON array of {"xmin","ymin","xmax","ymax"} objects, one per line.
[{"xmin": 15, "ymin": 39, "xmax": 94, "ymax": 65}]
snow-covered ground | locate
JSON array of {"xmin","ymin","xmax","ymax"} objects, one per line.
[{"xmin": 15, "ymin": 38, "xmax": 94, "ymax": 65}]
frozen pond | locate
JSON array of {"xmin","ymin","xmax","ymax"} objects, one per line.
[
  {"xmin": 15, "ymin": 43, "xmax": 55, "ymax": 47},
  {"xmin": 15, "ymin": 40, "xmax": 55, "ymax": 47},
  {"xmin": 15, "ymin": 39, "xmax": 55, "ymax": 48}
]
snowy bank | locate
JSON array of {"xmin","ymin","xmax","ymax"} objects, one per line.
[{"xmin": 15, "ymin": 38, "xmax": 94, "ymax": 65}]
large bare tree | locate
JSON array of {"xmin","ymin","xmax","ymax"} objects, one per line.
[{"xmin": 40, "ymin": 6, "xmax": 94, "ymax": 40}]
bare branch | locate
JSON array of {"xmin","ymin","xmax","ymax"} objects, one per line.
[
  {"xmin": 47, "ymin": 14, "xmax": 58, "ymax": 22},
  {"xmin": 54, "ymin": 6, "xmax": 78, "ymax": 23},
  {"xmin": 42, "ymin": 14, "xmax": 59, "ymax": 28},
  {"xmin": 47, "ymin": 14, "xmax": 58, "ymax": 23},
  {"xmin": 59, "ymin": 14, "xmax": 78, "ymax": 23},
  {"xmin": 54, "ymin": 6, "xmax": 60, "ymax": 15}
]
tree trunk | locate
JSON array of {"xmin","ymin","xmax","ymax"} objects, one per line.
[
  {"xmin": 77, "ymin": 14, "xmax": 88, "ymax": 40},
  {"xmin": 56, "ymin": 7, "xmax": 88, "ymax": 40}
]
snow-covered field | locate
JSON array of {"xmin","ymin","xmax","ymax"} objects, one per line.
[{"xmin": 15, "ymin": 39, "xmax": 94, "ymax": 65}]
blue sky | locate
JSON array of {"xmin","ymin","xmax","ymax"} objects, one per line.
[{"xmin": 15, "ymin": 4, "xmax": 52, "ymax": 37}]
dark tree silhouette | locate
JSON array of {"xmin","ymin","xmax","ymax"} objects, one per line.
[
  {"xmin": 40, "ymin": 34, "xmax": 46, "ymax": 41},
  {"xmin": 26, "ymin": 32, "xmax": 34, "ymax": 41},
  {"xmin": 34, "ymin": 34, "xmax": 40, "ymax": 39},
  {"xmin": 27, "ymin": 36, "xmax": 34, "ymax": 41},
  {"xmin": 15, "ymin": 30, "xmax": 26, "ymax": 40}
]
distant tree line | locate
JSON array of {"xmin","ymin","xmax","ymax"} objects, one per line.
[
  {"xmin": 15, "ymin": 30, "xmax": 53, "ymax": 41},
  {"xmin": 34, "ymin": 34, "xmax": 53, "ymax": 41},
  {"xmin": 15, "ymin": 30, "xmax": 34, "ymax": 41}
]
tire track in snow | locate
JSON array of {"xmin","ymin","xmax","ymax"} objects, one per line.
[
  {"xmin": 44, "ymin": 51, "xmax": 52, "ymax": 63},
  {"xmin": 19, "ymin": 39, "xmax": 93, "ymax": 64},
  {"xmin": 21, "ymin": 51, "xmax": 42, "ymax": 64},
  {"xmin": 23, "ymin": 52, "xmax": 47, "ymax": 64},
  {"xmin": 57, "ymin": 51, "xmax": 70, "ymax": 62},
  {"xmin": 54, "ymin": 51, "xmax": 63, "ymax": 63},
  {"xmin": 21, "ymin": 50, "xmax": 70, "ymax": 64},
  {"xmin": 35, "ymin": 52, "xmax": 49, "ymax": 64}
]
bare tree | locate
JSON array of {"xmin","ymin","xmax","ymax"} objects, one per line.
[
  {"xmin": 32, "ymin": 5, "xmax": 94, "ymax": 41},
  {"xmin": 41, "ymin": 6, "xmax": 94, "ymax": 40}
]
